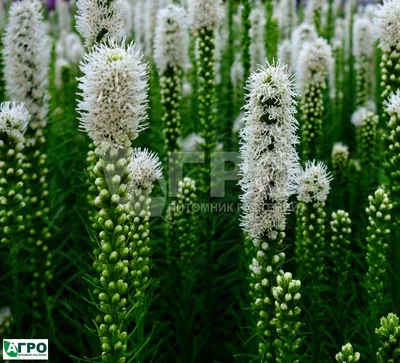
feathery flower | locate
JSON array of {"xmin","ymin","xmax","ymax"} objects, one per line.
[
  {"xmin": 189, "ymin": 0, "xmax": 224, "ymax": 32},
  {"xmin": 298, "ymin": 160, "xmax": 332, "ymax": 205},
  {"xmin": 239, "ymin": 62, "xmax": 300, "ymax": 240},
  {"xmin": 77, "ymin": 41, "xmax": 148, "ymax": 155},
  {"xmin": 75, "ymin": 0, "xmax": 124, "ymax": 47},
  {"xmin": 154, "ymin": 5, "xmax": 189, "ymax": 74},
  {"xmin": 374, "ymin": 0, "xmax": 400, "ymax": 52},
  {"xmin": 291, "ymin": 23, "xmax": 318, "ymax": 74},
  {"xmin": 0, "ymin": 102, "xmax": 30, "ymax": 144},
  {"xmin": 2, "ymin": 0, "xmax": 50, "ymax": 137},
  {"xmin": 128, "ymin": 148, "xmax": 163, "ymax": 196}
]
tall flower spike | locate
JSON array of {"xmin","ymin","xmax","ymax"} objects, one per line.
[
  {"xmin": 384, "ymin": 91, "xmax": 400, "ymax": 214},
  {"xmin": 278, "ymin": 39, "xmax": 291, "ymax": 68},
  {"xmin": 374, "ymin": 0, "xmax": 400, "ymax": 106},
  {"xmin": 365, "ymin": 188, "xmax": 392, "ymax": 314},
  {"xmin": 376, "ymin": 312, "xmax": 400, "ymax": 362},
  {"xmin": 353, "ymin": 16, "xmax": 374, "ymax": 107},
  {"xmin": 77, "ymin": 41, "xmax": 148, "ymax": 155},
  {"xmin": 76, "ymin": 0, "xmax": 124, "ymax": 47},
  {"xmin": 145, "ymin": 0, "xmax": 167, "ymax": 56},
  {"xmin": 154, "ymin": 5, "xmax": 189, "ymax": 164},
  {"xmin": 296, "ymin": 161, "xmax": 331, "ymax": 304},
  {"xmin": 127, "ymin": 148, "xmax": 162, "ymax": 300},
  {"xmin": 3, "ymin": 0, "xmax": 50, "ymax": 142},
  {"xmin": 249, "ymin": 2, "xmax": 266, "ymax": 72},
  {"xmin": 278, "ymin": 0, "xmax": 297, "ymax": 40},
  {"xmin": 332, "ymin": 19, "xmax": 345, "ymax": 128},
  {"xmin": 335, "ymin": 343, "xmax": 361, "ymax": 362},
  {"xmin": 239, "ymin": 63, "xmax": 301, "ymax": 360},
  {"xmin": 305, "ymin": 0, "xmax": 324, "ymax": 36},
  {"xmin": 0, "ymin": 103, "xmax": 30, "ymax": 332},
  {"xmin": 189, "ymin": 0, "xmax": 223, "ymax": 197},
  {"xmin": 298, "ymin": 37, "xmax": 332, "ymax": 160}
]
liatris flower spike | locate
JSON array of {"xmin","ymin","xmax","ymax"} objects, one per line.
[
  {"xmin": 376, "ymin": 312, "xmax": 400, "ymax": 363},
  {"xmin": 154, "ymin": 5, "xmax": 188, "ymax": 163},
  {"xmin": 365, "ymin": 188, "xmax": 392, "ymax": 314},
  {"xmin": 78, "ymin": 41, "xmax": 149, "ymax": 362},
  {"xmin": 298, "ymin": 37, "xmax": 333, "ymax": 161},
  {"xmin": 2, "ymin": 0, "xmax": 50, "ymax": 143},
  {"xmin": 127, "ymin": 148, "xmax": 163, "ymax": 300},
  {"xmin": 335, "ymin": 343, "xmax": 361, "ymax": 362},
  {"xmin": 249, "ymin": 3, "xmax": 265, "ymax": 72},
  {"xmin": 296, "ymin": 160, "xmax": 331, "ymax": 286},
  {"xmin": 239, "ymin": 62, "xmax": 301, "ymax": 360},
  {"xmin": 331, "ymin": 142, "xmax": 349, "ymax": 185}
]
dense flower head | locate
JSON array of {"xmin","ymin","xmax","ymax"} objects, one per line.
[
  {"xmin": 77, "ymin": 41, "xmax": 148, "ymax": 155},
  {"xmin": 298, "ymin": 37, "xmax": 333, "ymax": 93},
  {"xmin": 374, "ymin": 0, "xmax": 400, "ymax": 52},
  {"xmin": 239, "ymin": 62, "xmax": 301, "ymax": 240},
  {"xmin": 0, "ymin": 102, "xmax": 31, "ymax": 144},
  {"xmin": 353, "ymin": 16, "xmax": 374, "ymax": 57},
  {"xmin": 154, "ymin": 4, "xmax": 189, "ymax": 73},
  {"xmin": 76, "ymin": 0, "xmax": 124, "ymax": 47},
  {"xmin": 3, "ymin": 0, "xmax": 50, "ymax": 128},
  {"xmin": 351, "ymin": 107, "xmax": 373, "ymax": 127},
  {"xmin": 189, "ymin": 0, "xmax": 224, "ymax": 32},
  {"xmin": 384, "ymin": 89, "xmax": 400, "ymax": 116},
  {"xmin": 298, "ymin": 160, "xmax": 332, "ymax": 204},
  {"xmin": 332, "ymin": 142, "xmax": 350, "ymax": 161},
  {"xmin": 291, "ymin": 23, "xmax": 318, "ymax": 74},
  {"xmin": 128, "ymin": 148, "xmax": 163, "ymax": 195}
]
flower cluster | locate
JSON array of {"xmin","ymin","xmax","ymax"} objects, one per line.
[
  {"xmin": 291, "ymin": 23, "xmax": 317, "ymax": 73},
  {"xmin": 2, "ymin": 0, "xmax": 50, "ymax": 137},
  {"xmin": 298, "ymin": 160, "xmax": 332, "ymax": 205},
  {"xmin": 271, "ymin": 272, "xmax": 302, "ymax": 362},
  {"xmin": 76, "ymin": 0, "xmax": 124, "ymax": 47},
  {"xmin": 335, "ymin": 343, "xmax": 361, "ymax": 362},
  {"xmin": 0, "ymin": 102, "xmax": 30, "ymax": 145},
  {"xmin": 188, "ymin": 0, "xmax": 224, "ymax": 32},
  {"xmin": 78, "ymin": 41, "xmax": 148, "ymax": 155},
  {"xmin": 154, "ymin": 5, "xmax": 189, "ymax": 74},
  {"xmin": 239, "ymin": 63, "xmax": 300, "ymax": 240},
  {"xmin": 376, "ymin": 312, "xmax": 400, "ymax": 363},
  {"xmin": 365, "ymin": 188, "xmax": 392, "ymax": 312},
  {"xmin": 332, "ymin": 142, "xmax": 349, "ymax": 185}
]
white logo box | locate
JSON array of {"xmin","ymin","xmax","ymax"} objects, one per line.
[{"xmin": 2, "ymin": 339, "xmax": 49, "ymax": 360}]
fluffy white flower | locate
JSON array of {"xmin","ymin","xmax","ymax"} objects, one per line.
[
  {"xmin": 278, "ymin": 39, "xmax": 292, "ymax": 68},
  {"xmin": 353, "ymin": 16, "xmax": 373, "ymax": 58},
  {"xmin": 249, "ymin": 3, "xmax": 266, "ymax": 72},
  {"xmin": 351, "ymin": 107, "xmax": 374, "ymax": 127},
  {"xmin": 154, "ymin": 5, "xmax": 189, "ymax": 73},
  {"xmin": 77, "ymin": 41, "xmax": 148, "ymax": 155},
  {"xmin": 239, "ymin": 62, "xmax": 301, "ymax": 240},
  {"xmin": 0, "ymin": 102, "xmax": 31, "ymax": 144},
  {"xmin": 298, "ymin": 160, "xmax": 332, "ymax": 204},
  {"xmin": 128, "ymin": 148, "xmax": 163, "ymax": 194},
  {"xmin": 332, "ymin": 142, "xmax": 350, "ymax": 163},
  {"xmin": 384, "ymin": 89, "xmax": 400, "ymax": 116},
  {"xmin": 76, "ymin": 0, "xmax": 124, "ymax": 47},
  {"xmin": 298, "ymin": 37, "xmax": 333, "ymax": 94},
  {"xmin": 2, "ymin": 0, "xmax": 50, "ymax": 131},
  {"xmin": 291, "ymin": 23, "xmax": 318, "ymax": 72},
  {"xmin": 374, "ymin": 0, "xmax": 400, "ymax": 52},
  {"xmin": 189, "ymin": 0, "xmax": 223, "ymax": 32}
]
